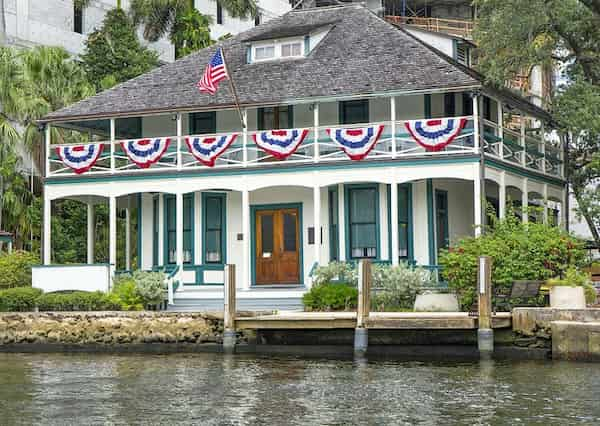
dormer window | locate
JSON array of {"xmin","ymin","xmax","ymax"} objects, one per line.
[
  {"xmin": 281, "ymin": 42, "xmax": 302, "ymax": 57},
  {"xmin": 250, "ymin": 38, "xmax": 305, "ymax": 63}
]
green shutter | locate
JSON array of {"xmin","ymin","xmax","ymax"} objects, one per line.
[
  {"xmin": 152, "ymin": 196, "xmax": 158, "ymax": 267},
  {"xmin": 287, "ymin": 105, "xmax": 294, "ymax": 128},
  {"xmin": 257, "ymin": 108, "xmax": 265, "ymax": 130}
]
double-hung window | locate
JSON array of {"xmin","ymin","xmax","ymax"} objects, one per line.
[
  {"xmin": 281, "ymin": 42, "xmax": 302, "ymax": 57},
  {"xmin": 203, "ymin": 194, "xmax": 226, "ymax": 264},
  {"xmin": 348, "ymin": 186, "xmax": 378, "ymax": 259},
  {"xmin": 165, "ymin": 195, "xmax": 193, "ymax": 264},
  {"xmin": 255, "ymin": 45, "xmax": 276, "ymax": 61},
  {"xmin": 328, "ymin": 188, "xmax": 339, "ymax": 261},
  {"xmin": 398, "ymin": 184, "xmax": 411, "ymax": 260}
]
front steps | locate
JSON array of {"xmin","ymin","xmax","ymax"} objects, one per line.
[{"xmin": 167, "ymin": 286, "xmax": 306, "ymax": 312}]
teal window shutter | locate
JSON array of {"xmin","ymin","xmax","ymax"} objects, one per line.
[
  {"xmin": 424, "ymin": 94, "xmax": 432, "ymax": 118},
  {"xmin": 328, "ymin": 187, "xmax": 339, "ymax": 261},
  {"xmin": 203, "ymin": 194, "xmax": 226, "ymax": 264},
  {"xmin": 435, "ymin": 190, "xmax": 449, "ymax": 251},
  {"xmin": 165, "ymin": 196, "xmax": 176, "ymax": 264},
  {"xmin": 287, "ymin": 105, "xmax": 294, "ymax": 128},
  {"xmin": 304, "ymin": 35, "xmax": 310, "ymax": 56}
]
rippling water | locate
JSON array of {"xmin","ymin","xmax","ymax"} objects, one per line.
[{"xmin": 1, "ymin": 352, "xmax": 599, "ymax": 425}]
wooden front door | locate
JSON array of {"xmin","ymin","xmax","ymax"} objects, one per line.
[{"xmin": 255, "ymin": 208, "xmax": 300, "ymax": 285}]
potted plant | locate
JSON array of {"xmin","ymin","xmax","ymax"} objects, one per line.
[{"xmin": 546, "ymin": 268, "xmax": 596, "ymax": 309}]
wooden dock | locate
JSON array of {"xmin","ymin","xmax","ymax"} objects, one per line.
[{"xmin": 236, "ymin": 311, "xmax": 512, "ymax": 330}]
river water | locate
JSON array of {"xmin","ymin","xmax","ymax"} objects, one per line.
[{"xmin": 1, "ymin": 353, "xmax": 599, "ymax": 425}]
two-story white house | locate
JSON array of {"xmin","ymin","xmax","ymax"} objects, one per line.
[{"xmin": 34, "ymin": 5, "xmax": 566, "ymax": 310}]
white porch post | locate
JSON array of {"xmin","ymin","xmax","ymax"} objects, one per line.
[
  {"xmin": 522, "ymin": 178, "xmax": 529, "ymax": 223},
  {"xmin": 45, "ymin": 125, "xmax": 51, "ymax": 177},
  {"xmin": 109, "ymin": 196, "xmax": 117, "ymax": 284},
  {"xmin": 176, "ymin": 113, "xmax": 183, "ymax": 170},
  {"xmin": 313, "ymin": 185, "xmax": 321, "ymax": 276},
  {"xmin": 337, "ymin": 183, "xmax": 346, "ymax": 262},
  {"xmin": 474, "ymin": 168, "xmax": 483, "ymax": 237},
  {"xmin": 497, "ymin": 100, "xmax": 504, "ymax": 158},
  {"xmin": 498, "ymin": 171, "xmax": 506, "ymax": 219},
  {"xmin": 194, "ymin": 192, "xmax": 202, "ymax": 265},
  {"xmin": 176, "ymin": 193, "xmax": 184, "ymax": 275},
  {"xmin": 562, "ymin": 188, "xmax": 568, "ymax": 229},
  {"xmin": 110, "ymin": 118, "xmax": 116, "ymax": 173},
  {"xmin": 391, "ymin": 96, "xmax": 397, "ymax": 158},
  {"xmin": 520, "ymin": 115, "xmax": 526, "ymax": 167},
  {"xmin": 313, "ymin": 103, "xmax": 320, "ymax": 162},
  {"xmin": 242, "ymin": 189, "xmax": 250, "ymax": 289},
  {"xmin": 390, "ymin": 182, "xmax": 399, "ymax": 265},
  {"xmin": 542, "ymin": 183, "xmax": 549, "ymax": 224},
  {"xmin": 473, "ymin": 93, "xmax": 480, "ymax": 151},
  {"xmin": 43, "ymin": 196, "xmax": 51, "ymax": 265},
  {"xmin": 158, "ymin": 194, "xmax": 165, "ymax": 266},
  {"xmin": 87, "ymin": 203, "xmax": 95, "ymax": 264},
  {"xmin": 242, "ymin": 108, "xmax": 248, "ymax": 166},
  {"xmin": 125, "ymin": 198, "xmax": 131, "ymax": 271}
]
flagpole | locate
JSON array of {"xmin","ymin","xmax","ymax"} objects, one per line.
[{"xmin": 220, "ymin": 47, "xmax": 246, "ymax": 129}]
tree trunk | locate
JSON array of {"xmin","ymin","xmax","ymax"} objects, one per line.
[
  {"xmin": 0, "ymin": 0, "xmax": 6, "ymax": 45},
  {"xmin": 573, "ymin": 188, "xmax": 600, "ymax": 245}
]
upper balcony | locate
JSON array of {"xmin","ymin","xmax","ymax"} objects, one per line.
[
  {"xmin": 385, "ymin": 15, "xmax": 474, "ymax": 39},
  {"xmin": 44, "ymin": 95, "xmax": 564, "ymax": 181}
]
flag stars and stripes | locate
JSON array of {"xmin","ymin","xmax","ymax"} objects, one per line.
[{"xmin": 197, "ymin": 48, "xmax": 228, "ymax": 95}]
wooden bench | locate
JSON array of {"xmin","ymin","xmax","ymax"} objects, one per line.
[{"xmin": 469, "ymin": 280, "xmax": 543, "ymax": 316}]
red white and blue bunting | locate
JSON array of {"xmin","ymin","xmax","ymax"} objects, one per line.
[
  {"xmin": 326, "ymin": 125, "xmax": 385, "ymax": 160},
  {"xmin": 185, "ymin": 134, "xmax": 238, "ymax": 167},
  {"xmin": 55, "ymin": 143, "xmax": 104, "ymax": 174},
  {"xmin": 120, "ymin": 137, "xmax": 171, "ymax": 168},
  {"xmin": 404, "ymin": 118, "xmax": 467, "ymax": 152},
  {"xmin": 252, "ymin": 129, "xmax": 309, "ymax": 159}
]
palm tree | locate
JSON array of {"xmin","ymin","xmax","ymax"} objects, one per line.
[{"xmin": 129, "ymin": 0, "xmax": 257, "ymax": 57}]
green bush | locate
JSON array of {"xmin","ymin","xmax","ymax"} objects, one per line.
[
  {"xmin": 0, "ymin": 287, "xmax": 42, "ymax": 311},
  {"xmin": 312, "ymin": 261, "xmax": 357, "ymax": 286},
  {"xmin": 371, "ymin": 263, "xmax": 433, "ymax": 311},
  {"xmin": 109, "ymin": 278, "xmax": 144, "ymax": 311},
  {"xmin": 37, "ymin": 291, "xmax": 120, "ymax": 311},
  {"xmin": 547, "ymin": 267, "xmax": 597, "ymax": 304},
  {"xmin": 439, "ymin": 211, "xmax": 586, "ymax": 310},
  {"xmin": 302, "ymin": 283, "xmax": 358, "ymax": 311},
  {"xmin": 0, "ymin": 251, "xmax": 39, "ymax": 289},
  {"xmin": 132, "ymin": 270, "xmax": 165, "ymax": 306}
]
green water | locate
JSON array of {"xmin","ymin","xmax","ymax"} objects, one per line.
[{"xmin": 0, "ymin": 353, "xmax": 599, "ymax": 425}]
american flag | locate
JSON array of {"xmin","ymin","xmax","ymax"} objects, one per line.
[{"xmin": 197, "ymin": 48, "xmax": 228, "ymax": 95}]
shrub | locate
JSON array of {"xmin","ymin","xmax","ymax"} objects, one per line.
[
  {"xmin": 302, "ymin": 283, "xmax": 358, "ymax": 311},
  {"xmin": 109, "ymin": 278, "xmax": 144, "ymax": 311},
  {"xmin": 547, "ymin": 267, "xmax": 597, "ymax": 304},
  {"xmin": 371, "ymin": 263, "xmax": 433, "ymax": 311},
  {"xmin": 132, "ymin": 270, "xmax": 165, "ymax": 306},
  {"xmin": 0, "ymin": 251, "xmax": 39, "ymax": 289},
  {"xmin": 439, "ymin": 211, "xmax": 586, "ymax": 310},
  {"xmin": 0, "ymin": 287, "xmax": 42, "ymax": 311},
  {"xmin": 312, "ymin": 261, "xmax": 357, "ymax": 286},
  {"xmin": 37, "ymin": 291, "xmax": 120, "ymax": 311}
]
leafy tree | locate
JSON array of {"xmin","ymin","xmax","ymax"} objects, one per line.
[
  {"xmin": 473, "ymin": 0, "xmax": 600, "ymax": 243},
  {"xmin": 129, "ymin": 0, "xmax": 253, "ymax": 58},
  {"xmin": 81, "ymin": 8, "xmax": 159, "ymax": 90}
]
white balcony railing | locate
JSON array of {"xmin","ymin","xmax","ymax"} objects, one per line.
[{"xmin": 46, "ymin": 115, "xmax": 561, "ymax": 179}]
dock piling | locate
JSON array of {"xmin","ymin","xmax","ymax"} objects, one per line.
[
  {"xmin": 223, "ymin": 264, "xmax": 236, "ymax": 354},
  {"xmin": 477, "ymin": 256, "xmax": 494, "ymax": 358},
  {"xmin": 354, "ymin": 259, "xmax": 371, "ymax": 355}
]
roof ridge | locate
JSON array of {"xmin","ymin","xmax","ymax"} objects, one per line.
[{"xmin": 290, "ymin": 3, "xmax": 362, "ymax": 13}]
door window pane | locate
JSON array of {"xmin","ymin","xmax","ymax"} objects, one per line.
[
  {"xmin": 341, "ymin": 100, "xmax": 369, "ymax": 124},
  {"xmin": 283, "ymin": 213, "xmax": 297, "ymax": 252},
  {"xmin": 261, "ymin": 214, "xmax": 274, "ymax": 255}
]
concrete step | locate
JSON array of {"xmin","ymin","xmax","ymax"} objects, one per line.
[{"xmin": 167, "ymin": 297, "xmax": 304, "ymax": 312}]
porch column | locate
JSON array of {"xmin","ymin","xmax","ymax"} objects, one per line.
[
  {"xmin": 43, "ymin": 196, "xmax": 51, "ymax": 265},
  {"xmin": 497, "ymin": 100, "xmax": 504, "ymax": 158},
  {"xmin": 176, "ymin": 193, "xmax": 184, "ymax": 275},
  {"xmin": 542, "ymin": 183, "xmax": 549, "ymax": 224},
  {"xmin": 125, "ymin": 198, "xmax": 131, "ymax": 271},
  {"xmin": 313, "ymin": 103, "xmax": 320, "ymax": 162},
  {"xmin": 87, "ymin": 203, "xmax": 95, "ymax": 264},
  {"xmin": 176, "ymin": 113, "xmax": 183, "ymax": 170},
  {"xmin": 473, "ymin": 93, "xmax": 480, "ymax": 151},
  {"xmin": 498, "ymin": 171, "xmax": 506, "ymax": 219},
  {"xmin": 521, "ymin": 178, "xmax": 529, "ymax": 223},
  {"xmin": 313, "ymin": 185, "xmax": 321, "ymax": 275},
  {"xmin": 337, "ymin": 183, "xmax": 346, "ymax": 262},
  {"xmin": 390, "ymin": 182, "xmax": 399, "ymax": 266},
  {"xmin": 109, "ymin": 196, "xmax": 117, "ymax": 283},
  {"xmin": 474, "ymin": 169, "xmax": 483, "ymax": 237},
  {"xmin": 242, "ymin": 189, "xmax": 250, "ymax": 289},
  {"xmin": 242, "ymin": 109, "xmax": 248, "ymax": 166},
  {"xmin": 194, "ymin": 192, "xmax": 202, "ymax": 265},
  {"xmin": 110, "ymin": 118, "xmax": 116, "ymax": 173},
  {"xmin": 158, "ymin": 194, "xmax": 165, "ymax": 266},
  {"xmin": 562, "ymin": 188, "xmax": 568, "ymax": 229},
  {"xmin": 391, "ymin": 96, "xmax": 397, "ymax": 158}
]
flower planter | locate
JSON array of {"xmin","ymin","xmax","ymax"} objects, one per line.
[
  {"xmin": 413, "ymin": 293, "xmax": 459, "ymax": 312},
  {"xmin": 549, "ymin": 286, "xmax": 586, "ymax": 309}
]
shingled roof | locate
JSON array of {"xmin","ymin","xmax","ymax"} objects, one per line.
[{"xmin": 43, "ymin": 5, "xmax": 482, "ymax": 122}]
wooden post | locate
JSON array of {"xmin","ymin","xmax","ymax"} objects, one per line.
[
  {"xmin": 223, "ymin": 264, "xmax": 237, "ymax": 353},
  {"xmin": 355, "ymin": 259, "xmax": 371, "ymax": 355},
  {"xmin": 477, "ymin": 256, "xmax": 494, "ymax": 357}
]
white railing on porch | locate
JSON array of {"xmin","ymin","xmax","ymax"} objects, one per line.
[{"xmin": 47, "ymin": 116, "xmax": 477, "ymax": 177}]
